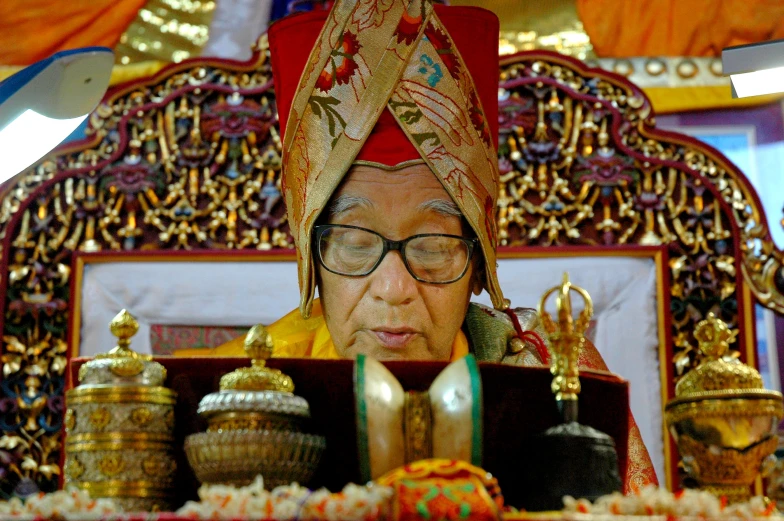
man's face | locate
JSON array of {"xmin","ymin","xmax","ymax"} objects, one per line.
[{"xmin": 317, "ymin": 163, "xmax": 476, "ymax": 361}]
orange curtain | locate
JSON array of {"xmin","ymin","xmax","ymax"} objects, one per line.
[
  {"xmin": 577, "ymin": 0, "xmax": 784, "ymax": 57},
  {"xmin": 0, "ymin": 0, "xmax": 148, "ymax": 66}
]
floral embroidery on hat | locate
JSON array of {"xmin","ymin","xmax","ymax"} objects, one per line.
[
  {"xmin": 394, "ymin": 10, "xmax": 422, "ymax": 44},
  {"xmin": 469, "ymin": 90, "xmax": 491, "ymax": 146},
  {"xmin": 424, "ymin": 22, "xmax": 460, "ymax": 79},
  {"xmin": 352, "ymin": 0, "xmax": 395, "ymax": 31},
  {"xmin": 315, "ymin": 30, "xmax": 362, "ymax": 93},
  {"xmin": 419, "ymin": 55, "xmax": 443, "ymax": 87}
]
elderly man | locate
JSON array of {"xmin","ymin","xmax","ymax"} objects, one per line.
[{"xmin": 216, "ymin": 0, "xmax": 657, "ymax": 489}]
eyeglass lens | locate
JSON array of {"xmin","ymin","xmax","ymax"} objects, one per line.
[{"xmin": 318, "ymin": 226, "xmax": 471, "ymax": 283}]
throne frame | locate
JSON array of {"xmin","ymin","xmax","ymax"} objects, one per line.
[{"xmin": 0, "ymin": 34, "xmax": 779, "ymax": 495}]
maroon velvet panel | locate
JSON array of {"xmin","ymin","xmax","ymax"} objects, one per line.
[{"xmin": 67, "ymin": 358, "xmax": 630, "ymax": 508}]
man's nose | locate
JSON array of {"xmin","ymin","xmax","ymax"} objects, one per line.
[{"xmin": 368, "ymin": 250, "xmax": 418, "ymax": 305}]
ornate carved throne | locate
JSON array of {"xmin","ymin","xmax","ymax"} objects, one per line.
[{"xmin": 0, "ymin": 33, "xmax": 781, "ymax": 496}]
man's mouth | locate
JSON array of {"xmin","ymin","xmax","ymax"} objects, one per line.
[{"xmin": 371, "ymin": 328, "xmax": 418, "ymax": 349}]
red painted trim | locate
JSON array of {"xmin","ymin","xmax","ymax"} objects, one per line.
[
  {"xmin": 499, "ymin": 244, "xmax": 666, "ymax": 256},
  {"xmin": 65, "ymin": 249, "xmax": 299, "ymax": 359},
  {"xmin": 71, "ymin": 249, "xmax": 297, "ymax": 262}
]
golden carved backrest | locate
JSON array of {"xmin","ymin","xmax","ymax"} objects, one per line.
[{"xmin": 0, "ymin": 39, "xmax": 781, "ymax": 495}]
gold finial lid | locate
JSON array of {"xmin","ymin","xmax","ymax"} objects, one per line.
[
  {"xmin": 675, "ymin": 313, "xmax": 762, "ymax": 397},
  {"xmin": 77, "ymin": 310, "xmax": 167, "ymax": 386},
  {"xmin": 218, "ymin": 325, "xmax": 294, "ymax": 392}
]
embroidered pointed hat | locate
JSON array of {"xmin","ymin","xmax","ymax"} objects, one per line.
[{"xmin": 270, "ymin": 0, "xmax": 503, "ymax": 318}]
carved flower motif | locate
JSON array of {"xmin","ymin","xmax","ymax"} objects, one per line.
[
  {"xmin": 98, "ymin": 455, "xmax": 125, "ymax": 477},
  {"xmin": 572, "ymin": 150, "xmax": 637, "ymax": 186},
  {"xmin": 130, "ymin": 407, "xmax": 153, "ymax": 427},
  {"xmin": 89, "ymin": 408, "xmax": 111, "ymax": 430},
  {"xmin": 65, "ymin": 456, "xmax": 84, "ymax": 480},
  {"xmin": 142, "ymin": 454, "xmax": 175, "ymax": 477}
]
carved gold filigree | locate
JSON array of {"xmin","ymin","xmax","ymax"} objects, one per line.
[
  {"xmin": 497, "ymin": 54, "xmax": 754, "ymax": 382},
  {"xmin": 679, "ymin": 435, "xmax": 778, "ymax": 502}
]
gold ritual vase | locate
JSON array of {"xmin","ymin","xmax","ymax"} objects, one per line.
[
  {"xmin": 184, "ymin": 324, "xmax": 325, "ymax": 487},
  {"xmin": 665, "ymin": 313, "xmax": 784, "ymax": 502},
  {"xmin": 64, "ymin": 310, "xmax": 177, "ymax": 512}
]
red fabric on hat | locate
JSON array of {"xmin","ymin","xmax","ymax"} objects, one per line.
[{"xmin": 268, "ymin": 4, "xmax": 500, "ymax": 166}]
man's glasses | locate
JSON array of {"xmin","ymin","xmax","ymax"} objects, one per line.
[{"xmin": 313, "ymin": 224, "xmax": 477, "ymax": 284}]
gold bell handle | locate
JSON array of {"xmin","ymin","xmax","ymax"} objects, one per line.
[{"xmin": 537, "ymin": 273, "xmax": 594, "ymax": 423}]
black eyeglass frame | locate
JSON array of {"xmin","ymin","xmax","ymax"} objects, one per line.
[{"xmin": 313, "ymin": 224, "xmax": 478, "ymax": 284}]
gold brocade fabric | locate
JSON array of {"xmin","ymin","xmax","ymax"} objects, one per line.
[
  {"xmin": 280, "ymin": 0, "xmax": 503, "ymax": 318},
  {"xmin": 202, "ymin": 298, "xmax": 469, "ymax": 361}
]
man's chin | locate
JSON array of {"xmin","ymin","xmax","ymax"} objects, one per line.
[{"xmin": 344, "ymin": 342, "xmax": 444, "ymax": 362}]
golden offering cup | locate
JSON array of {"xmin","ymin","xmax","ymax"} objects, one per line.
[{"xmin": 665, "ymin": 313, "xmax": 783, "ymax": 502}]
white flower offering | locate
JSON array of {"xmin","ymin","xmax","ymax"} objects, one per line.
[
  {"xmin": 175, "ymin": 475, "xmax": 394, "ymax": 521},
  {"xmin": 563, "ymin": 485, "xmax": 778, "ymax": 519}
]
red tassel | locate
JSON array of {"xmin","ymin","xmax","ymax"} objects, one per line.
[{"xmin": 504, "ymin": 307, "xmax": 549, "ymax": 365}]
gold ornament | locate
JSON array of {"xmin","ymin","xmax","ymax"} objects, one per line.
[
  {"xmin": 507, "ymin": 337, "xmax": 525, "ymax": 354},
  {"xmin": 65, "ymin": 456, "xmax": 85, "ymax": 480},
  {"xmin": 163, "ymin": 409, "xmax": 175, "ymax": 430},
  {"xmin": 665, "ymin": 313, "xmax": 784, "ymax": 502},
  {"xmin": 186, "ymin": 324, "xmax": 324, "ymax": 486},
  {"xmin": 98, "ymin": 455, "xmax": 126, "ymax": 477},
  {"xmin": 219, "ymin": 325, "xmax": 294, "ymax": 393},
  {"xmin": 88, "ymin": 408, "xmax": 111, "ymax": 430},
  {"xmin": 143, "ymin": 454, "xmax": 176, "ymax": 478},
  {"xmin": 130, "ymin": 407, "xmax": 153, "ymax": 427},
  {"xmin": 65, "ymin": 409, "xmax": 75, "ymax": 432},
  {"xmin": 100, "ymin": 310, "xmax": 148, "ymax": 378},
  {"xmin": 538, "ymin": 272, "xmax": 593, "ymax": 406},
  {"xmin": 64, "ymin": 309, "xmax": 178, "ymax": 511}
]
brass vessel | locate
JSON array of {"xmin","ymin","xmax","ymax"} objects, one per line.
[
  {"xmin": 665, "ymin": 313, "xmax": 784, "ymax": 502},
  {"xmin": 64, "ymin": 310, "xmax": 177, "ymax": 512},
  {"xmin": 185, "ymin": 325, "xmax": 325, "ymax": 487}
]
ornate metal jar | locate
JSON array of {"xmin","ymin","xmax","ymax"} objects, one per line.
[
  {"xmin": 185, "ymin": 325, "xmax": 325, "ymax": 487},
  {"xmin": 64, "ymin": 310, "xmax": 177, "ymax": 512},
  {"xmin": 665, "ymin": 313, "xmax": 784, "ymax": 502}
]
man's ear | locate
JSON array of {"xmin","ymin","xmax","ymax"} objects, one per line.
[{"xmin": 471, "ymin": 264, "xmax": 484, "ymax": 296}]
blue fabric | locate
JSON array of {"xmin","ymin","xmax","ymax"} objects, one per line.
[{"xmin": 270, "ymin": 0, "xmax": 314, "ymax": 21}]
